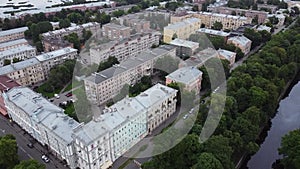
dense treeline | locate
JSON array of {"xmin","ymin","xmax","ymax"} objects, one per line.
[
  {"xmin": 142, "ymin": 18, "xmax": 300, "ymax": 169},
  {"xmin": 0, "ymin": 134, "xmax": 45, "ymax": 169}
]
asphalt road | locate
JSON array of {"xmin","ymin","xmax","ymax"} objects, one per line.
[{"xmin": 0, "ymin": 115, "xmax": 69, "ymax": 169}]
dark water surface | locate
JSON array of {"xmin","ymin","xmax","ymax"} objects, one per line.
[{"xmin": 247, "ymin": 81, "xmax": 300, "ymax": 169}]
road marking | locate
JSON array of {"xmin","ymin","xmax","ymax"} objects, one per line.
[{"xmin": 19, "ymin": 146, "xmax": 34, "ymax": 159}]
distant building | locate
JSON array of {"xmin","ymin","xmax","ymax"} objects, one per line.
[
  {"xmin": 3, "ymin": 87, "xmax": 80, "ymax": 169},
  {"xmin": 257, "ymin": 4, "xmax": 278, "ymax": 14},
  {"xmin": 85, "ymin": 45, "xmax": 176, "ymax": 105},
  {"xmin": 227, "ymin": 35, "xmax": 252, "ymax": 54},
  {"xmin": 197, "ymin": 28, "xmax": 230, "ymax": 41},
  {"xmin": 118, "ymin": 14, "xmax": 151, "ymax": 33},
  {"xmin": 169, "ymin": 38, "xmax": 199, "ymax": 57},
  {"xmin": 0, "ymin": 27, "xmax": 28, "ymax": 43},
  {"xmin": 41, "ymin": 22, "xmax": 100, "ymax": 40},
  {"xmin": 163, "ymin": 18, "xmax": 201, "ymax": 43},
  {"xmin": 102, "ymin": 23, "xmax": 131, "ymax": 40},
  {"xmin": 0, "ymin": 39, "xmax": 29, "ymax": 51},
  {"xmin": 166, "ymin": 66, "xmax": 202, "ymax": 94},
  {"xmin": 0, "ymin": 76, "xmax": 19, "ymax": 116},
  {"xmin": 217, "ymin": 49, "xmax": 236, "ymax": 66},
  {"xmin": 209, "ymin": 7, "xmax": 268, "ymax": 24},
  {"xmin": 89, "ymin": 32, "xmax": 161, "ymax": 64},
  {"xmin": 0, "ymin": 45, "xmax": 36, "ymax": 67}
]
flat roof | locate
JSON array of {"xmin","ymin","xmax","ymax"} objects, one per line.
[
  {"xmin": 0, "ymin": 57, "xmax": 40, "ymax": 75},
  {"xmin": 0, "ymin": 27, "xmax": 28, "ymax": 37},
  {"xmin": 0, "ymin": 39, "xmax": 28, "ymax": 49},
  {"xmin": 35, "ymin": 47, "xmax": 77, "ymax": 62},
  {"xmin": 0, "ymin": 45, "xmax": 35, "ymax": 59},
  {"xmin": 4, "ymin": 87, "xmax": 80, "ymax": 144},
  {"xmin": 218, "ymin": 49, "xmax": 236, "ymax": 60},
  {"xmin": 165, "ymin": 17, "xmax": 200, "ymax": 30},
  {"xmin": 86, "ymin": 45, "xmax": 175, "ymax": 84},
  {"xmin": 197, "ymin": 28, "xmax": 230, "ymax": 37},
  {"xmin": 228, "ymin": 35, "xmax": 251, "ymax": 46},
  {"xmin": 73, "ymin": 83, "xmax": 175, "ymax": 145},
  {"xmin": 184, "ymin": 47, "xmax": 218, "ymax": 67},
  {"xmin": 166, "ymin": 66, "xmax": 202, "ymax": 85},
  {"xmin": 103, "ymin": 23, "xmax": 131, "ymax": 30},
  {"xmin": 169, "ymin": 38, "xmax": 199, "ymax": 49}
]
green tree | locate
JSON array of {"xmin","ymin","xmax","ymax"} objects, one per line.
[
  {"xmin": 278, "ymin": 129, "xmax": 300, "ymax": 169},
  {"xmin": 64, "ymin": 33, "xmax": 81, "ymax": 50},
  {"xmin": 13, "ymin": 159, "xmax": 45, "ymax": 169},
  {"xmin": 97, "ymin": 56, "xmax": 119, "ymax": 72},
  {"xmin": 172, "ymin": 33, "xmax": 178, "ymax": 40},
  {"xmin": 194, "ymin": 153, "xmax": 223, "ymax": 169},
  {"xmin": 0, "ymin": 135, "xmax": 19, "ymax": 169},
  {"xmin": 212, "ymin": 21, "xmax": 223, "ymax": 30},
  {"xmin": 4, "ymin": 59, "xmax": 11, "ymax": 66},
  {"xmin": 59, "ymin": 18, "xmax": 71, "ymax": 28}
]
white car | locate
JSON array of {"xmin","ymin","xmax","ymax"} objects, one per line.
[
  {"xmin": 41, "ymin": 155, "xmax": 50, "ymax": 163},
  {"xmin": 183, "ymin": 114, "xmax": 188, "ymax": 120},
  {"xmin": 54, "ymin": 94, "xmax": 60, "ymax": 99}
]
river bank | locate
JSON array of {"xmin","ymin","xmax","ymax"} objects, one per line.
[{"xmin": 240, "ymin": 70, "xmax": 300, "ymax": 169}]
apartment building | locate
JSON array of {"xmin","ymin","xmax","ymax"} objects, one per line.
[
  {"xmin": 118, "ymin": 14, "xmax": 151, "ymax": 33},
  {"xmin": 43, "ymin": 38, "xmax": 73, "ymax": 52},
  {"xmin": 41, "ymin": 22, "xmax": 100, "ymax": 39},
  {"xmin": 0, "ymin": 76, "xmax": 20, "ymax": 116},
  {"xmin": 163, "ymin": 18, "xmax": 201, "ymax": 43},
  {"xmin": 169, "ymin": 38, "xmax": 199, "ymax": 57},
  {"xmin": 0, "ymin": 58, "xmax": 45, "ymax": 86},
  {"xmin": 73, "ymin": 83, "xmax": 177, "ymax": 169},
  {"xmin": 0, "ymin": 47, "xmax": 77, "ymax": 86},
  {"xmin": 0, "ymin": 39, "xmax": 28, "ymax": 51},
  {"xmin": 0, "ymin": 27, "xmax": 28, "ymax": 43},
  {"xmin": 196, "ymin": 28, "xmax": 230, "ymax": 41},
  {"xmin": 3, "ymin": 87, "xmax": 80, "ymax": 169},
  {"xmin": 227, "ymin": 35, "xmax": 252, "ymax": 54},
  {"xmin": 85, "ymin": 45, "xmax": 176, "ymax": 105},
  {"xmin": 35, "ymin": 47, "xmax": 78, "ymax": 77},
  {"xmin": 89, "ymin": 32, "xmax": 161, "ymax": 64},
  {"xmin": 102, "ymin": 23, "xmax": 131, "ymax": 40},
  {"xmin": 166, "ymin": 66, "xmax": 202, "ymax": 94},
  {"xmin": 217, "ymin": 49, "xmax": 236, "ymax": 66},
  {"xmin": 209, "ymin": 7, "xmax": 268, "ymax": 24},
  {"xmin": 0, "ymin": 45, "xmax": 36, "ymax": 67},
  {"xmin": 170, "ymin": 12, "xmax": 252, "ymax": 31}
]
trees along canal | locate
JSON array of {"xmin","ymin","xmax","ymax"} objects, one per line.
[{"xmin": 142, "ymin": 19, "xmax": 300, "ymax": 169}]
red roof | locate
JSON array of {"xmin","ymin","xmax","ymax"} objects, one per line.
[{"xmin": 0, "ymin": 75, "xmax": 20, "ymax": 92}]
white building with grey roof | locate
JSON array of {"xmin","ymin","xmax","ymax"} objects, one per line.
[
  {"xmin": 217, "ymin": 49, "xmax": 236, "ymax": 66},
  {"xmin": 0, "ymin": 27, "xmax": 28, "ymax": 43},
  {"xmin": 182, "ymin": 47, "xmax": 219, "ymax": 68},
  {"xmin": 72, "ymin": 83, "xmax": 177, "ymax": 169},
  {"xmin": 85, "ymin": 45, "xmax": 176, "ymax": 105},
  {"xmin": 166, "ymin": 66, "xmax": 203, "ymax": 94},
  {"xmin": 0, "ymin": 45, "xmax": 36, "ymax": 67},
  {"xmin": 3, "ymin": 87, "xmax": 81, "ymax": 169},
  {"xmin": 169, "ymin": 38, "xmax": 199, "ymax": 57}
]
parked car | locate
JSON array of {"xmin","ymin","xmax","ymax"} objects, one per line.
[
  {"xmin": 65, "ymin": 93, "xmax": 72, "ymax": 97},
  {"xmin": 183, "ymin": 114, "xmax": 188, "ymax": 120},
  {"xmin": 54, "ymin": 94, "xmax": 60, "ymax": 99},
  {"xmin": 41, "ymin": 155, "xmax": 50, "ymax": 163}
]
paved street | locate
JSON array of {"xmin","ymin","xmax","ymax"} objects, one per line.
[{"xmin": 0, "ymin": 115, "xmax": 68, "ymax": 169}]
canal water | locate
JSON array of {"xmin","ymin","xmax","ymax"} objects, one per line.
[{"xmin": 247, "ymin": 80, "xmax": 300, "ymax": 169}]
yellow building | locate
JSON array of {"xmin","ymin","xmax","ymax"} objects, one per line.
[{"xmin": 163, "ymin": 17, "xmax": 201, "ymax": 43}]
